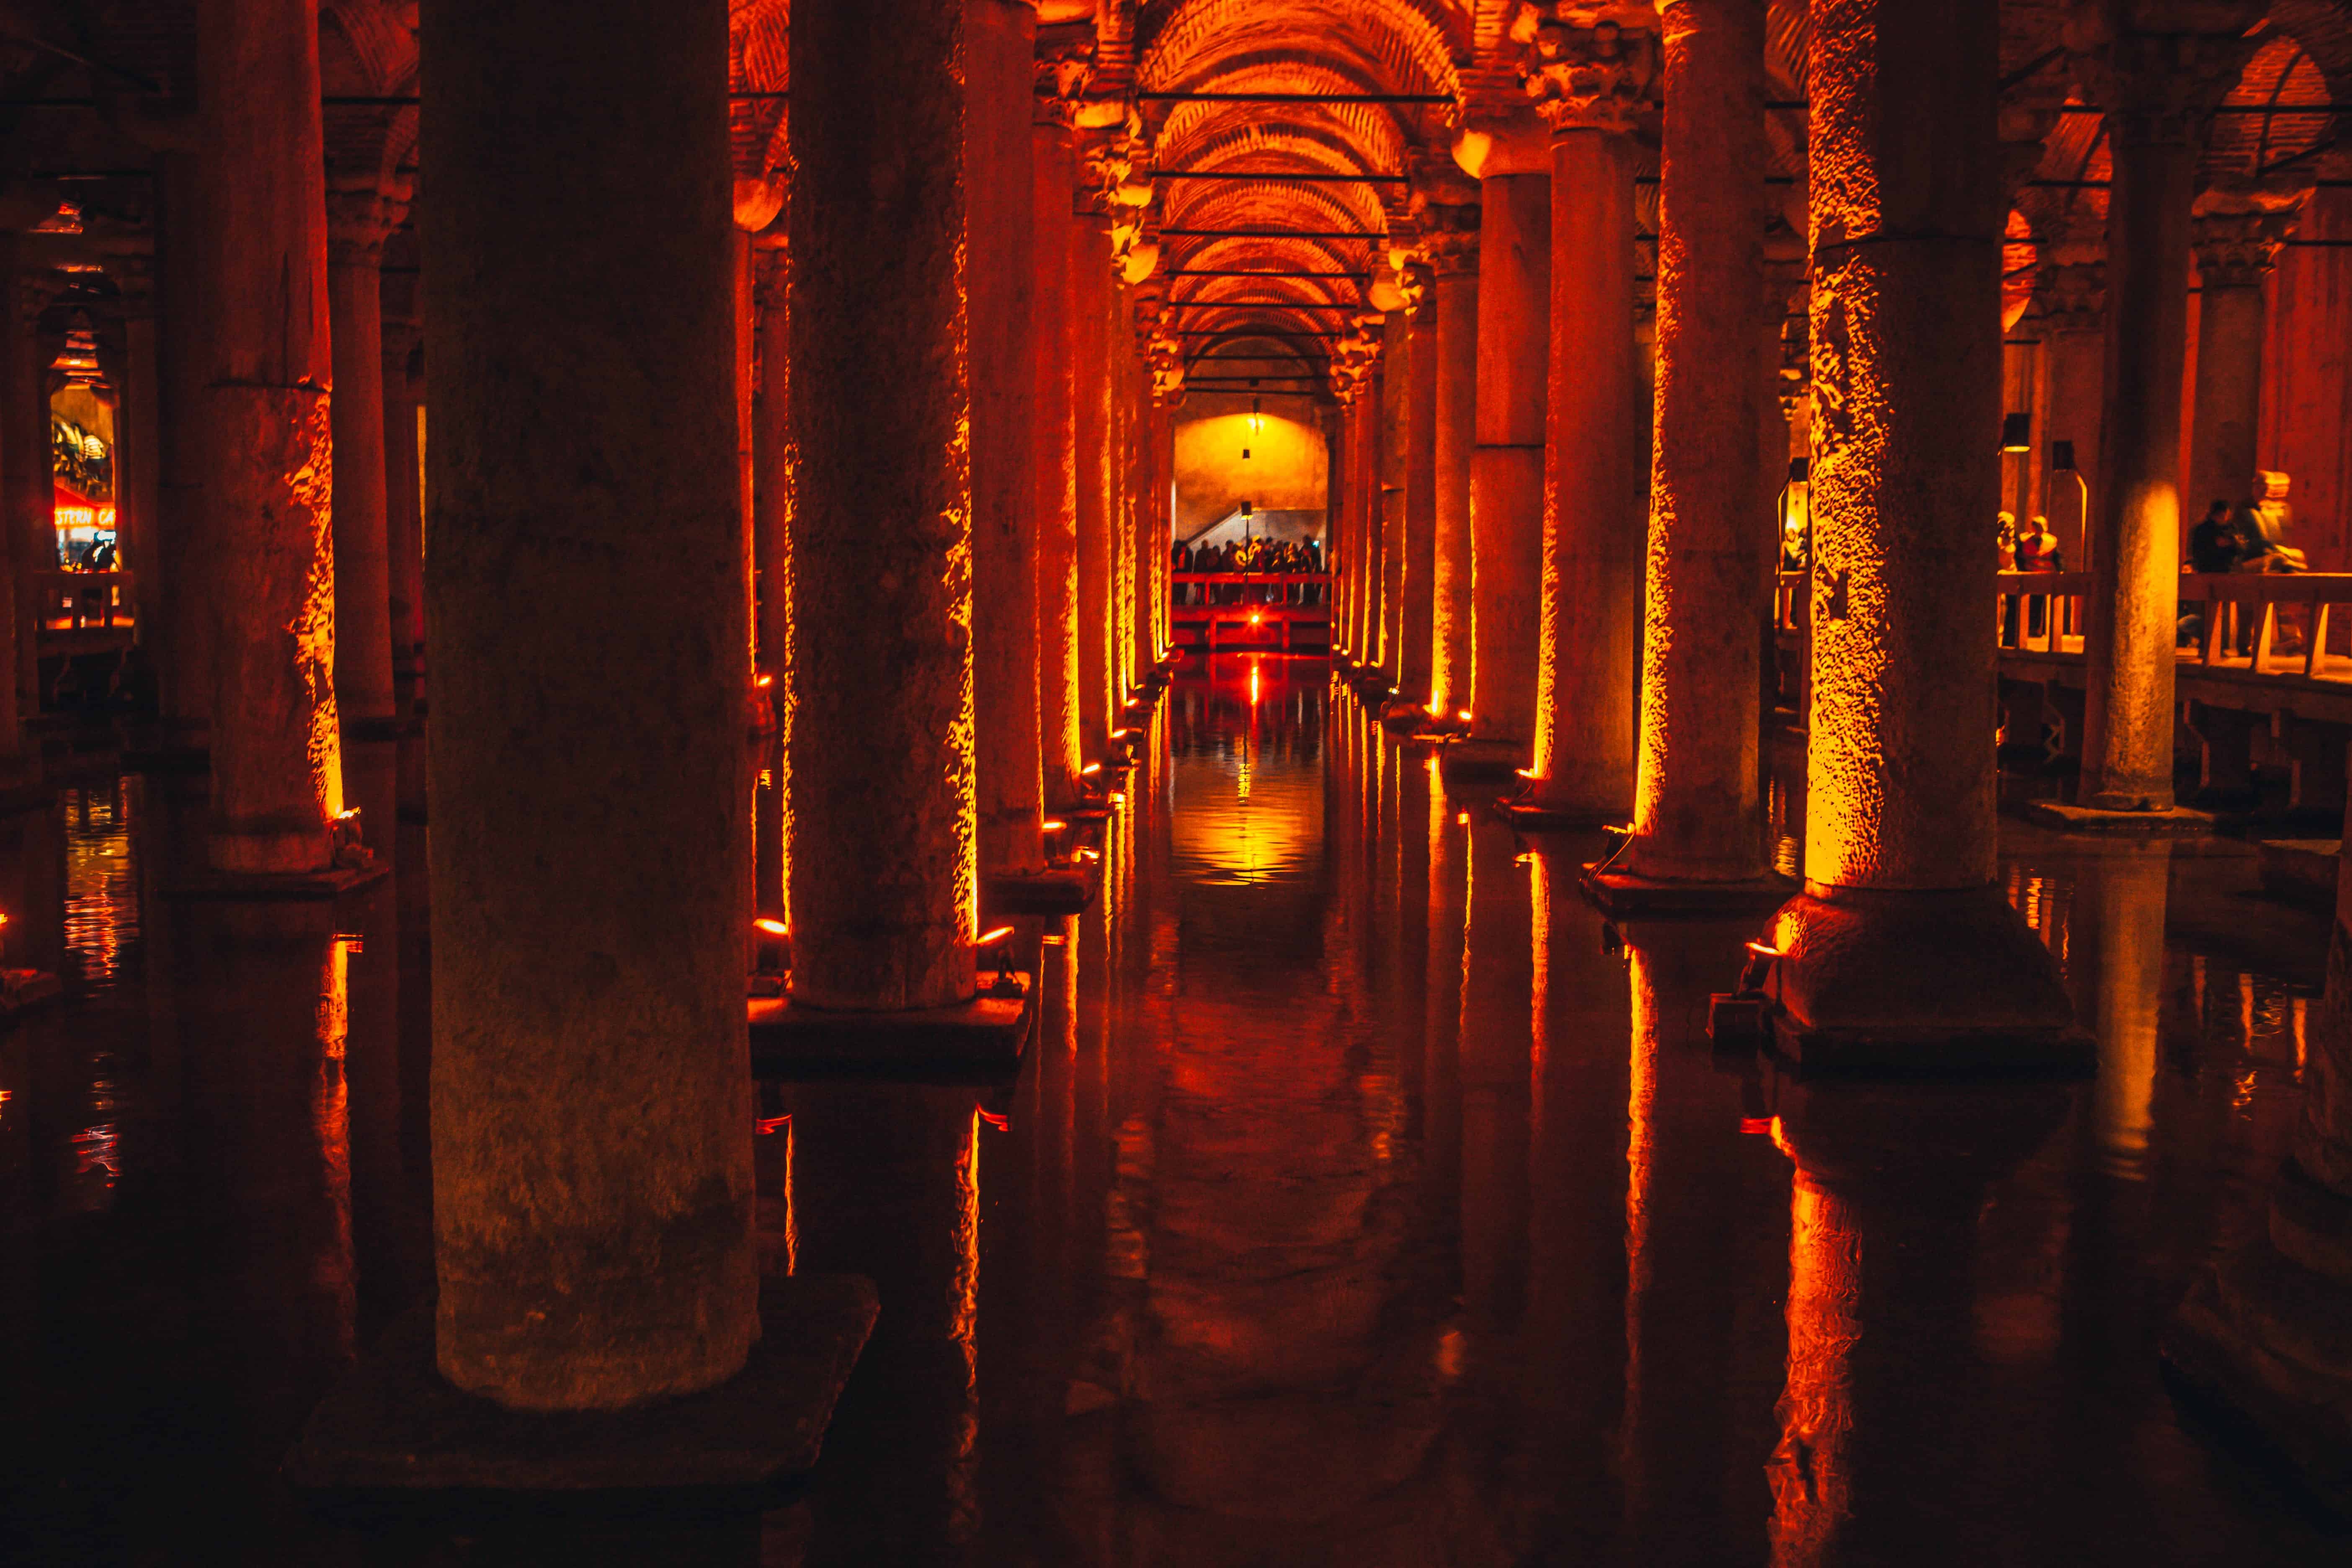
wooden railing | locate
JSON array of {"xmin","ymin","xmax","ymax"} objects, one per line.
[
  {"xmin": 1170, "ymin": 572, "xmax": 1331, "ymax": 650},
  {"xmin": 35, "ymin": 570, "xmax": 134, "ymax": 631},
  {"xmin": 1772, "ymin": 568, "xmax": 2352, "ymax": 689},
  {"xmin": 1172, "ymin": 570, "xmax": 1330, "ymax": 604}
]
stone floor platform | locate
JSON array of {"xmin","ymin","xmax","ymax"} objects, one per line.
[
  {"xmin": 2022, "ymin": 800, "xmax": 2220, "ymax": 835},
  {"xmin": 749, "ymin": 974, "xmax": 1033, "ymax": 1083},
  {"xmin": 284, "ymin": 1272, "xmax": 878, "ymax": 1499}
]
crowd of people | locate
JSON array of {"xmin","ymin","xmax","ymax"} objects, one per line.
[{"xmin": 1172, "ymin": 535, "xmax": 1326, "ymax": 605}]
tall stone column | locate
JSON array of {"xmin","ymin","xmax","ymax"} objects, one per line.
[
  {"xmin": 2073, "ymin": 13, "xmax": 2257, "ymax": 812},
  {"xmin": 1762, "ymin": 0, "xmax": 2075, "ymax": 1065},
  {"xmin": 1145, "ymin": 389, "xmax": 1174, "ymax": 665},
  {"xmin": 1343, "ymin": 380, "xmax": 1377, "ymax": 663},
  {"xmin": 107, "ymin": 269, "xmax": 163, "ymax": 660},
  {"xmin": 1604, "ymin": 0, "xmax": 1779, "ymax": 896},
  {"xmin": 752, "ymin": 238, "xmax": 793, "ymax": 924},
  {"xmin": 2036, "ymin": 256, "xmax": 2105, "ymax": 570},
  {"xmin": 152, "ymin": 152, "xmax": 212, "ymax": 748},
  {"xmin": 1454, "ymin": 119, "xmax": 1550, "ymax": 763},
  {"xmin": 1517, "ymin": 16, "xmax": 1654, "ymax": 822},
  {"xmin": 1072, "ymin": 204, "xmax": 1114, "ymax": 761},
  {"xmin": 1032, "ymin": 109, "xmax": 1083, "ymax": 800},
  {"xmin": 1398, "ymin": 270, "xmax": 1439, "ymax": 710},
  {"xmin": 1424, "ymin": 208, "xmax": 1479, "ymax": 720},
  {"xmin": 1109, "ymin": 303, "xmax": 1135, "ymax": 704},
  {"xmin": 2187, "ymin": 183, "xmax": 2304, "ymax": 518},
  {"xmin": 790, "ymin": 0, "xmax": 979, "ymax": 1006},
  {"xmin": 326, "ymin": 186, "xmax": 402, "ymax": 739},
  {"xmin": 969, "ymin": 0, "xmax": 1044, "ymax": 879},
  {"xmin": 1377, "ymin": 312, "xmax": 1408, "ymax": 683},
  {"xmin": 195, "ymin": 0, "xmax": 344, "ymax": 876},
  {"xmin": 379, "ymin": 309, "xmax": 424, "ymax": 709},
  {"xmin": 0, "ymin": 261, "xmax": 55, "ymax": 726},
  {"xmin": 420, "ymin": 0, "xmax": 756, "ymax": 1406},
  {"xmin": 1126, "ymin": 312, "xmax": 1156, "ymax": 687}
]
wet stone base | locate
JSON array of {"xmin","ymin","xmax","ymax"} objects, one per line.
[
  {"xmin": 748, "ymin": 975, "xmax": 1034, "ymax": 1083},
  {"xmin": 284, "ymin": 1272, "xmax": 879, "ymax": 1498},
  {"xmin": 1581, "ymin": 866, "xmax": 1798, "ymax": 917},
  {"xmin": 2024, "ymin": 800, "xmax": 2220, "ymax": 835}
]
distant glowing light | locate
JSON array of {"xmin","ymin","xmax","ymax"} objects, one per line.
[
  {"xmin": 754, "ymin": 917, "xmax": 790, "ymax": 938},
  {"xmin": 977, "ymin": 1107, "xmax": 1011, "ymax": 1132},
  {"xmin": 1456, "ymin": 710, "xmax": 1472, "ymax": 723},
  {"xmin": 1456, "ymin": 812, "xmax": 1470, "ymax": 825},
  {"xmin": 1081, "ymin": 763, "xmax": 1103, "ymax": 776},
  {"xmin": 1743, "ymin": 940, "xmax": 1783, "ymax": 959},
  {"xmin": 1042, "ymin": 819, "xmax": 1067, "ymax": 833},
  {"xmin": 755, "ymin": 673, "xmax": 774, "ymax": 688},
  {"xmin": 977, "ymin": 926, "xmax": 1016, "ymax": 948},
  {"xmin": 755, "ymin": 1113, "xmax": 791, "ymax": 1135}
]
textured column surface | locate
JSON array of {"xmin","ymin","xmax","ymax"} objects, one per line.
[
  {"xmin": 1623, "ymin": 0, "xmax": 1771, "ymax": 881},
  {"xmin": 752, "ymin": 240, "xmax": 792, "ymax": 925},
  {"xmin": 420, "ymin": 0, "xmax": 756, "ymax": 1408},
  {"xmin": 0, "ymin": 268, "xmax": 44, "ymax": 766},
  {"xmin": 1378, "ymin": 315, "xmax": 1408, "ymax": 682},
  {"xmin": 1527, "ymin": 121, "xmax": 1643, "ymax": 820},
  {"xmin": 1073, "ymin": 209, "xmax": 1114, "ymax": 761},
  {"xmin": 2187, "ymin": 191, "xmax": 2300, "ymax": 521},
  {"xmin": 2077, "ymin": 19, "xmax": 2256, "ymax": 811},
  {"xmin": 327, "ymin": 193, "xmax": 398, "ymax": 735},
  {"xmin": 1766, "ymin": 0, "xmax": 2073, "ymax": 1057},
  {"xmin": 1468, "ymin": 171, "xmax": 1550, "ymax": 748},
  {"xmin": 1032, "ymin": 117, "xmax": 1082, "ymax": 800},
  {"xmin": 1428, "ymin": 240, "xmax": 1478, "ymax": 717},
  {"xmin": 196, "ymin": 0, "xmax": 343, "ymax": 874},
  {"xmin": 380, "ymin": 312, "xmax": 424, "ymax": 701},
  {"xmin": 116, "ymin": 297, "xmax": 163, "ymax": 670},
  {"xmin": 1400, "ymin": 282, "xmax": 1439, "ymax": 707},
  {"xmin": 789, "ymin": 0, "xmax": 977, "ymax": 1008},
  {"xmin": 1127, "ymin": 328, "xmax": 1155, "ymax": 688},
  {"xmin": 968, "ymin": 0, "xmax": 1043, "ymax": 878}
]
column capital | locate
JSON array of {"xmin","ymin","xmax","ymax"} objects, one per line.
[
  {"xmin": 2034, "ymin": 251, "xmax": 2107, "ymax": 333},
  {"xmin": 2064, "ymin": 3, "xmax": 2266, "ymax": 150},
  {"xmin": 326, "ymin": 178, "xmax": 411, "ymax": 268},
  {"xmin": 2192, "ymin": 176, "xmax": 2310, "ymax": 287},
  {"xmin": 1410, "ymin": 155, "xmax": 1482, "ymax": 276},
  {"xmin": 1033, "ymin": 32, "xmax": 1096, "ymax": 129},
  {"xmin": 1519, "ymin": 2, "xmax": 1661, "ymax": 137}
]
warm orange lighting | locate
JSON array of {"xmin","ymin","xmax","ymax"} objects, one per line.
[
  {"xmin": 1514, "ymin": 768, "xmax": 1540, "ymax": 781},
  {"xmin": 1739, "ymin": 1117, "xmax": 1773, "ymax": 1135},
  {"xmin": 754, "ymin": 917, "xmax": 790, "ymax": 938},
  {"xmin": 755, "ymin": 1113, "xmax": 791, "ymax": 1135},
  {"xmin": 1456, "ymin": 709, "xmax": 1473, "ymax": 723},
  {"xmin": 1249, "ymin": 611, "xmax": 1262, "ymax": 625},
  {"xmin": 1743, "ymin": 940, "xmax": 1783, "ymax": 959},
  {"xmin": 1455, "ymin": 812, "xmax": 1470, "ymax": 825},
  {"xmin": 755, "ymin": 673, "xmax": 773, "ymax": 688},
  {"xmin": 977, "ymin": 1107, "xmax": 1011, "ymax": 1132},
  {"xmin": 977, "ymin": 926, "xmax": 1016, "ymax": 947},
  {"xmin": 1041, "ymin": 819, "xmax": 1067, "ymax": 833},
  {"xmin": 1075, "ymin": 847, "xmax": 1100, "ymax": 863},
  {"xmin": 1081, "ymin": 763, "xmax": 1103, "ymax": 776},
  {"xmin": 52, "ymin": 504, "xmax": 117, "ymax": 531},
  {"xmin": 1108, "ymin": 791, "xmax": 1127, "ymax": 805}
]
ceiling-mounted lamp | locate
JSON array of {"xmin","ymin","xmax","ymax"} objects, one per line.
[{"xmin": 2000, "ymin": 411, "xmax": 2032, "ymax": 454}]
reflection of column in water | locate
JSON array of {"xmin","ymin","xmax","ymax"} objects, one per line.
[
  {"xmin": 1424, "ymin": 762, "xmax": 1467, "ymax": 1310},
  {"xmin": 175, "ymin": 900, "xmax": 357, "ymax": 1445},
  {"xmin": 787, "ymin": 1087, "xmax": 982, "ymax": 1563},
  {"xmin": 1766, "ymin": 1081, "xmax": 2066, "ymax": 1568},
  {"xmin": 1457, "ymin": 820, "xmax": 1531, "ymax": 1337},
  {"xmin": 2078, "ymin": 842, "xmax": 2171, "ymax": 1180},
  {"xmin": 339, "ymin": 738, "xmax": 416, "ymax": 1319}
]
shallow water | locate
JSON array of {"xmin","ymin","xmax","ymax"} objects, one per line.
[{"xmin": 0, "ymin": 658, "xmax": 2343, "ymax": 1565}]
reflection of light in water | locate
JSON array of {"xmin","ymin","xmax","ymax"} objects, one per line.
[
  {"xmin": 61, "ymin": 783, "xmax": 138, "ymax": 990},
  {"xmin": 1169, "ymin": 748, "xmax": 1321, "ymax": 885}
]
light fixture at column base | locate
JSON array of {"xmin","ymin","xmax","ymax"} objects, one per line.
[
  {"xmin": 1581, "ymin": 865, "xmax": 1796, "ymax": 917},
  {"xmin": 1760, "ymin": 884, "xmax": 2091, "ymax": 1073},
  {"xmin": 2163, "ymin": 1167, "xmax": 2352, "ymax": 1518},
  {"xmin": 748, "ymin": 975, "xmax": 1034, "ymax": 1083},
  {"xmin": 284, "ymin": 1272, "xmax": 878, "ymax": 1499},
  {"xmin": 2023, "ymin": 799, "xmax": 2217, "ymax": 835}
]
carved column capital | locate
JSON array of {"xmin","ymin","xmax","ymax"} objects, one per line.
[
  {"xmin": 2192, "ymin": 177, "xmax": 2310, "ymax": 287},
  {"xmin": 1518, "ymin": 2, "xmax": 1661, "ymax": 136},
  {"xmin": 2035, "ymin": 253, "xmax": 2108, "ymax": 332},
  {"xmin": 2064, "ymin": 2, "xmax": 2266, "ymax": 150},
  {"xmin": 326, "ymin": 178, "xmax": 410, "ymax": 268}
]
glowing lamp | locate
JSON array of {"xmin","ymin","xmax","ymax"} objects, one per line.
[
  {"xmin": 2050, "ymin": 439, "xmax": 2076, "ymax": 473},
  {"xmin": 1042, "ymin": 819, "xmax": 1068, "ymax": 833},
  {"xmin": 1456, "ymin": 710, "xmax": 1472, "ymax": 723},
  {"xmin": 754, "ymin": 917, "xmax": 790, "ymax": 939},
  {"xmin": 1743, "ymin": 940, "xmax": 1783, "ymax": 959},
  {"xmin": 1081, "ymin": 763, "xmax": 1103, "ymax": 776},
  {"xmin": 1075, "ymin": 847, "xmax": 1101, "ymax": 863},
  {"xmin": 1249, "ymin": 611, "xmax": 1262, "ymax": 626},
  {"xmin": 977, "ymin": 926, "xmax": 1016, "ymax": 947},
  {"xmin": 2000, "ymin": 411, "xmax": 2032, "ymax": 454},
  {"xmin": 1108, "ymin": 791, "xmax": 1127, "ymax": 805},
  {"xmin": 1514, "ymin": 767, "xmax": 1540, "ymax": 780},
  {"xmin": 755, "ymin": 673, "xmax": 773, "ymax": 689},
  {"xmin": 1456, "ymin": 812, "xmax": 1470, "ymax": 825}
]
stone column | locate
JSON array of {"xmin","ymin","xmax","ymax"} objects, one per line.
[
  {"xmin": 2074, "ymin": 15, "xmax": 2257, "ymax": 812},
  {"xmin": 1032, "ymin": 109, "xmax": 1083, "ymax": 800},
  {"xmin": 1399, "ymin": 269, "xmax": 1439, "ymax": 710},
  {"xmin": 0, "ymin": 261, "xmax": 54, "ymax": 725},
  {"xmin": 1145, "ymin": 389, "xmax": 1174, "ymax": 665},
  {"xmin": 326, "ymin": 186, "xmax": 402, "ymax": 739},
  {"xmin": 1517, "ymin": 17, "xmax": 1654, "ymax": 822},
  {"xmin": 2187, "ymin": 183, "xmax": 2304, "ymax": 520},
  {"xmin": 1377, "ymin": 313, "xmax": 1408, "ymax": 683},
  {"xmin": 152, "ymin": 152, "xmax": 212, "ymax": 747},
  {"xmin": 379, "ymin": 308, "xmax": 424, "ymax": 710},
  {"xmin": 1342, "ymin": 382, "xmax": 1377, "ymax": 662},
  {"xmin": 1109, "ymin": 302, "xmax": 1135, "ymax": 705},
  {"xmin": 752, "ymin": 239, "xmax": 793, "ymax": 924},
  {"xmin": 1455, "ymin": 119, "xmax": 1550, "ymax": 761},
  {"xmin": 108, "ymin": 269, "xmax": 163, "ymax": 658},
  {"xmin": 969, "ymin": 0, "xmax": 1044, "ymax": 879},
  {"xmin": 1763, "ymin": 0, "xmax": 2074, "ymax": 1065},
  {"xmin": 195, "ymin": 0, "xmax": 343, "ymax": 876},
  {"xmin": 420, "ymin": 0, "xmax": 755, "ymax": 1406},
  {"xmin": 1072, "ymin": 204, "xmax": 1114, "ymax": 760},
  {"xmin": 1609, "ymin": 0, "xmax": 1777, "ymax": 892},
  {"xmin": 790, "ymin": 0, "xmax": 980, "ymax": 1006},
  {"xmin": 1425, "ymin": 209, "xmax": 1479, "ymax": 720},
  {"xmin": 1127, "ymin": 313, "xmax": 1156, "ymax": 687}
]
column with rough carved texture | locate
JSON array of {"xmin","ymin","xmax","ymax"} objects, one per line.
[
  {"xmin": 789, "ymin": 0, "xmax": 978, "ymax": 1006},
  {"xmin": 1760, "ymin": 0, "xmax": 2076, "ymax": 1066},
  {"xmin": 196, "ymin": 0, "xmax": 345, "ymax": 874},
  {"xmin": 1033, "ymin": 69, "xmax": 1084, "ymax": 801},
  {"xmin": 1423, "ymin": 198, "xmax": 1479, "ymax": 721},
  {"xmin": 420, "ymin": 0, "xmax": 756, "ymax": 1407},
  {"xmin": 2074, "ymin": 10, "xmax": 2260, "ymax": 811},
  {"xmin": 1073, "ymin": 191, "xmax": 1116, "ymax": 762},
  {"xmin": 2188, "ymin": 183, "xmax": 2305, "ymax": 518},
  {"xmin": 1606, "ymin": 0, "xmax": 1780, "ymax": 895},
  {"xmin": 327, "ymin": 184, "xmax": 403, "ymax": 739},
  {"xmin": 1398, "ymin": 265, "xmax": 1439, "ymax": 710}
]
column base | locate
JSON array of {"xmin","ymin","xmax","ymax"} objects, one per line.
[
  {"xmin": 1439, "ymin": 737, "xmax": 1527, "ymax": 777},
  {"xmin": 1495, "ymin": 793, "xmax": 1624, "ymax": 831},
  {"xmin": 1581, "ymin": 865, "xmax": 1798, "ymax": 917},
  {"xmin": 1759, "ymin": 885, "xmax": 2090, "ymax": 1073},
  {"xmin": 2163, "ymin": 1166, "xmax": 2352, "ymax": 1518},
  {"xmin": 164, "ymin": 859, "xmax": 393, "ymax": 901},
  {"xmin": 749, "ymin": 972, "xmax": 1034, "ymax": 1083},
  {"xmin": 2024, "ymin": 799, "xmax": 2218, "ymax": 835},
  {"xmin": 284, "ymin": 1272, "xmax": 878, "ymax": 1498},
  {"xmin": 981, "ymin": 867, "xmax": 1095, "ymax": 915}
]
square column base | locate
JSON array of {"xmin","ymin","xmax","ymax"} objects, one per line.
[
  {"xmin": 981, "ymin": 868, "xmax": 1095, "ymax": 915},
  {"xmin": 1581, "ymin": 866, "xmax": 1798, "ymax": 917},
  {"xmin": 749, "ymin": 974, "xmax": 1034, "ymax": 1083},
  {"xmin": 164, "ymin": 859, "xmax": 394, "ymax": 901},
  {"xmin": 284, "ymin": 1272, "xmax": 879, "ymax": 1498},
  {"xmin": 2023, "ymin": 800, "xmax": 2218, "ymax": 835}
]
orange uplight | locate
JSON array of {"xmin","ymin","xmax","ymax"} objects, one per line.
[
  {"xmin": 754, "ymin": 917, "xmax": 790, "ymax": 938},
  {"xmin": 977, "ymin": 926, "xmax": 1016, "ymax": 947},
  {"xmin": 1744, "ymin": 940, "xmax": 1783, "ymax": 958},
  {"xmin": 1108, "ymin": 791, "xmax": 1126, "ymax": 805},
  {"xmin": 755, "ymin": 673, "xmax": 773, "ymax": 688},
  {"xmin": 1042, "ymin": 819, "xmax": 1067, "ymax": 833},
  {"xmin": 1249, "ymin": 611, "xmax": 1262, "ymax": 625},
  {"xmin": 1081, "ymin": 763, "xmax": 1103, "ymax": 776},
  {"xmin": 977, "ymin": 1107, "xmax": 1011, "ymax": 1132},
  {"xmin": 1456, "ymin": 812, "xmax": 1470, "ymax": 825},
  {"xmin": 1514, "ymin": 768, "xmax": 1540, "ymax": 780},
  {"xmin": 755, "ymin": 1113, "xmax": 791, "ymax": 1135},
  {"xmin": 1456, "ymin": 710, "xmax": 1472, "ymax": 723},
  {"xmin": 1075, "ymin": 847, "xmax": 1100, "ymax": 863}
]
